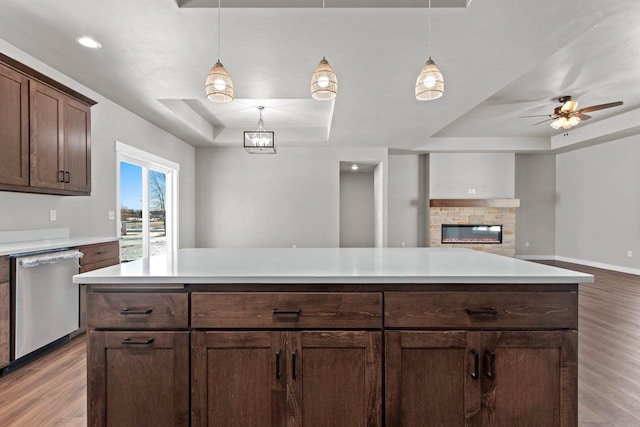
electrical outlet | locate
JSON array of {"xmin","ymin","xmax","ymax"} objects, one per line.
[
  {"xmin": 292, "ymin": 244, "xmax": 297, "ymax": 248},
  {"xmin": 525, "ymin": 241, "xmax": 530, "ymax": 248},
  {"xmin": 401, "ymin": 241, "xmax": 406, "ymax": 248},
  {"xmin": 108, "ymin": 210, "xmax": 115, "ymax": 220},
  {"xmin": 49, "ymin": 209, "xmax": 57, "ymax": 221},
  {"xmin": 628, "ymin": 250, "xmax": 633, "ymax": 258}
]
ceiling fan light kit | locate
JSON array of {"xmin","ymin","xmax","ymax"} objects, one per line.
[
  {"xmin": 205, "ymin": 0, "xmax": 234, "ymax": 103},
  {"xmin": 522, "ymin": 95, "xmax": 623, "ymax": 130}
]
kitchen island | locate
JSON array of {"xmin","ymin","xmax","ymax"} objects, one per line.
[{"xmin": 75, "ymin": 248, "xmax": 593, "ymax": 427}]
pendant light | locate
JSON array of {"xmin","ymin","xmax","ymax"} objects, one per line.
[
  {"xmin": 310, "ymin": 0, "xmax": 338, "ymax": 100},
  {"xmin": 244, "ymin": 106, "xmax": 276, "ymax": 154},
  {"xmin": 415, "ymin": 0, "xmax": 444, "ymax": 101},
  {"xmin": 205, "ymin": 0, "xmax": 233, "ymax": 103}
]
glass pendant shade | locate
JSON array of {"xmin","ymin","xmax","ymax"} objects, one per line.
[
  {"xmin": 415, "ymin": 57, "xmax": 444, "ymax": 101},
  {"xmin": 205, "ymin": 60, "xmax": 234, "ymax": 103},
  {"xmin": 311, "ymin": 57, "xmax": 338, "ymax": 100}
]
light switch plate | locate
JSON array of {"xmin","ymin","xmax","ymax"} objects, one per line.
[
  {"xmin": 108, "ymin": 210, "xmax": 115, "ymax": 220},
  {"xmin": 49, "ymin": 209, "xmax": 57, "ymax": 221}
]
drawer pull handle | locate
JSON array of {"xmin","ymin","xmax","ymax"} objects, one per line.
[
  {"xmin": 465, "ymin": 307, "xmax": 498, "ymax": 317},
  {"xmin": 470, "ymin": 349, "xmax": 479, "ymax": 380},
  {"xmin": 272, "ymin": 309, "xmax": 302, "ymax": 316},
  {"xmin": 120, "ymin": 308, "xmax": 153, "ymax": 315},
  {"xmin": 275, "ymin": 350, "xmax": 281, "ymax": 379},
  {"xmin": 122, "ymin": 338, "xmax": 154, "ymax": 345},
  {"xmin": 65, "ymin": 171, "xmax": 70, "ymax": 183},
  {"xmin": 58, "ymin": 170, "xmax": 65, "ymax": 183},
  {"xmin": 292, "ymin": 351, "xmax": 297, "ymax": 380},
  {"xmin": 484, "ymin": 349, "xmax": 496, "ymax": 378}
]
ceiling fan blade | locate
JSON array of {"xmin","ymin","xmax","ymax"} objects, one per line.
[
  {"xmin": 519, "ymin": 114, "xmax": 551, "ymax": 118},
  {"xmin": 574, "ymin": 113, "xmax": 592, "ymax": 120},
  {"xmin": 578, "ymin": 101, "xmax": 623, "ymax": 113},
  {"xmin": 532, "ymin": 118, "xmax": 554, "ymax": 126}
]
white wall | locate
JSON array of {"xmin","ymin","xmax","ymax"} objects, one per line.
[
  {"xmin": 195, "ymin": 146, "xmax": 388, "ymax": 248},
  {"xmin": 515, "ymin": 154, "xmax": 556, "ymax": 256},
  {"xmin": 340, "ymin": 171, "xmax": 374, "ymax": 247},
  {"xmin": 429, "ymin": 153, "xmax": 515, "ymax": 198},
  {"xmin": 387, "ymin": 154, "xmax": 422, "ymax": 247},
  {"xmin": 556, "ymin": 135, "xmax": 640, "ymax": 270},
  {"xmin": 0, "ymin": 40, "xmax": 196, "ymax": 248}
]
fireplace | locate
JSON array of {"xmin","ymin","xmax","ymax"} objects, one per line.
[{"xmin": 441, "ymin": 224, "xmax": 502, "ymax": 244}]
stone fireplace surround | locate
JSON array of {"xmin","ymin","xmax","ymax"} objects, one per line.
[{"xmin": 429, "ymin": 199, "xmax": 519, "ymax": 257}]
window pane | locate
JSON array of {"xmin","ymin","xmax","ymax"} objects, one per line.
[
  {"xmin": 149, "ymin": 169, "xmax": 167, "ymax": 256},
  {"xmin": 120, "ymin": 161, "xmax": 143, "ymax": 262}
]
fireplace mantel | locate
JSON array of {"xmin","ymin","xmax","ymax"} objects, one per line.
[{"xmin": 429, "ymin": 198, "xmax": 520, "ymax": 208}]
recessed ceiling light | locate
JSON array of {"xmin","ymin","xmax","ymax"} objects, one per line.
[
  {"xmin": 76, "ymin": 36, "xmax": 102, "ymax": 49},
  {"xmin": 351, "ymin": 164, "xmax": 359, "ymax": 171}
]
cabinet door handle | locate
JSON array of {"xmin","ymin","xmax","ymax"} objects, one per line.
[
  {"xmin": 59, "ymin": 170, "xmax": 65, "ymax": 183},
  {"xmin": 122, "ymin": 338, "xmax": 154, "ymax": 345},
  {"xmin": 120, "ymin": 308, "xmax": 153, "ymax": 315},
  {"xmin": 275, "ymin": 350, "xmax": 281, "ymax": 379},
  {"xmin": 484, "ymin": 349, "xmax": 496, "ymax": 378},
  {"xmin": 292, "ymin": 351, "xmax": 297, "ymax": 380},
  {"xmin": 470, "ymin": 349, "xmax": 479, "ymax": 380},
  {"xmin": 465, "ymin": 307, "xmax": 498, "ymax": 317},
  {"xmin": 272, "ymin": 309, "xmax": 302, "ymax": 316},
  {"xmin": 64, "ymin": 171, "xmax": 70, "ymax": 183}
]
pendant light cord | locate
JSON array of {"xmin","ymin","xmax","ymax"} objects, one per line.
[
  {"xmin": 217, "ymin": 0, "xmax": 221, "ymax": 61},
  {"xmin": 428, "ymin": 0, "xmax": 432, "ymax": 57}
]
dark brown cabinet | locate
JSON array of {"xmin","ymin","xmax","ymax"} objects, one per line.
[
  {"xmin": 384, "ymin": 290, "xmax": 578, "ymax": 427},
  {"xmin": 0, "ymin": 53, "xmax": 95, "ymax": 196},
  {"xmin": 191, "ymin": 330, "xmax": 382, "ymax": 427},
  {"xmin": 29, "ymin": 80, "xmax": 91, "ymax": 193},
  {"xmin": 385, "ymin": 330, "xmax": 576, "ymax": 427},
  {"xmin": 88, "ymin": 331, "xmax": 189, "ymax": 427},
  {"xmin": 0, "ymin": 256, "xmax": 9, "ymax": 369},
  {"xmin": 0, "ymin": 63, "xmax": 29, "ymax": 187},
  {"xmin": 72, "ymin": 241, "xmax": 120, "ymax": 337},
  {"xmin": 87, "ymin": 290, "xmax": 189, "ymax": 426}
]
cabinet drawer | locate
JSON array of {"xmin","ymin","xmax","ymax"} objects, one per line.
[
  {"xmin": 191, "ymin": 292, "xmax": 383, "ymax": 329},
  {"xmin": 385, "ymin": 292, "xmax": 577, "ymax": 329},
  {"xmin": 79, "ymin": 241, "xmax": 119, "ymax": 266},
  {"xmin": 80, "ymin": 258, "xmax": 119, "ymax": 273},
  {"xmin": 87, "ymin": 292, "xmax": 188, "ymax": 329},
  {"xmin": 0, "ymin": 256, "xmax": 8, "ymax": 282}
]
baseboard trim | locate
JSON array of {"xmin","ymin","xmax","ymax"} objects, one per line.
[{"xmin": 516, "ymin": 254, "xmax": 640, "ymax": 276}]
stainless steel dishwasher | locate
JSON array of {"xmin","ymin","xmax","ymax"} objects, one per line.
[{"xmin": 11, "ymin": 249, "xmax": 83, "ymax": 360}]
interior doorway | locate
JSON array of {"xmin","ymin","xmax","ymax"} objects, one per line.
[{"xmin": 339, "ymin": 162, "xmax": 377, "ymax": 247}]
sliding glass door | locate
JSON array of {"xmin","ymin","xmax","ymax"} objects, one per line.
[{"xmin": 117, "ymin": 143, "xmax": 179, "ymax": 262}]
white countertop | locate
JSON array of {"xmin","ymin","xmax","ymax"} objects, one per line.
[
  {"xmin": 0, "ymin": 236, "xmax": 118, "ymax": 256},
  {"xmin": 73, "ymin": 247, "xmax": 594, "ymax": 285}
]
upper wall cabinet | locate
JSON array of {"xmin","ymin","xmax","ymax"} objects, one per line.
[{"xmin": 0, "ymin": 53, "xmax": 96, "ymax": 196}]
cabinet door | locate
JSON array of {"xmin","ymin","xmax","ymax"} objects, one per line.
[
  {"xmin": 293, "ymin": 331, "xmax": 382, "ymax": 427},
  {"xmin": 0, "ymin": 63, "xmax": 29, "ymax": 186},
  {"xmin": 88, "ymin": 331, "xmax": 189, "ymax": 427},
  {"xmin": 385, "ymin": 331, "xmax": 481, "ymax": 427},
  {"xmin": 63, "ymin": 97, "xmax": 91, "ymax": 192},
  {"xmin": 29, "ymin": 80, "xmax": 65, "ymax": 190},
  {"xmin": 481, "ymin": 331, "xmax": 577, "ymax": 427},
  {"xmin": 191, "ymin": 331, "xmax": 286, "ymax": 427}
]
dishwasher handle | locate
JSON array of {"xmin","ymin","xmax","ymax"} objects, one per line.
[{"xmin": 18, "ymin": 249, "xmax": 84, "ymax": 268}]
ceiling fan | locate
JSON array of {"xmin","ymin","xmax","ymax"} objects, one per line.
[{"xmin": 521, "ymin": 96, "xmax": 623, "ymax": 130}]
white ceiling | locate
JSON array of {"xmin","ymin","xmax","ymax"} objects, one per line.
[{"xmin": 1, "ymin": 0, "xmax": 639, "ymax": 153}]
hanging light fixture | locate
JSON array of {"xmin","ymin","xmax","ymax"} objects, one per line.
[
  {"xmin": 205, "ymin": 0, "xmax": 233, "ymax": 103},
  {"xmin": 310, "ymin": 0, "xmax": 338, "ymax": 100},
  {"xmin": 415, "ymin": 0, "xmax": 444, "ymax": 101},
  {"xmin": 244, "ymin": 106, "xmax": 276, "ymax": 154}
]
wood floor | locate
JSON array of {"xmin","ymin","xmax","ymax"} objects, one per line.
[{"xmin": 0, "ymin": 261, "xmax": 638, "ymax": 426}]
